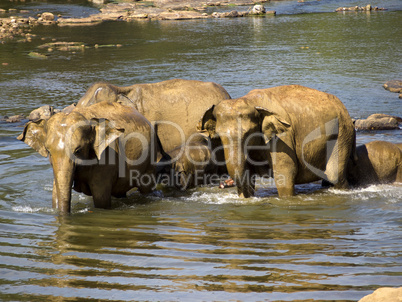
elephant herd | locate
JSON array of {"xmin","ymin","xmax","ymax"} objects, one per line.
[{"xmin": 18, "ymin": 79, "xmax": 402, "ymax": 213}]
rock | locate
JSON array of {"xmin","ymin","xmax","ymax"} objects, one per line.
[
  {"xmin": 336, "ymin": 5, "xmax": 386, "ymax": 12},
  {"xmin": 383, "ymin": 80, "xmax": 402, "ymax": 93},
  {"xmin": 38, "ymin": 41, "xmax": 86, "ymax": 51},
  {"xmin": 2, "ymin": 114, "xmax": 25, "ymax": 123},
  {"xmin": 57, "ymin": 17, "xmax": 103, "ymax": 26},
  {"xmin": 28, "ymin": 52, "xmax": 48, "ymax": 59},
  {"xmin": 225, "ymin": 10, "xmax": 239, "ymax": 18},
  {"xmin": 354, "ymin": 113, "xmax": 401, "ymax": 130},
  {"xmin": 159, "ymin": 10, "xmax": 208, "ymax": 20},
  {"xmin": 28, "ymin": 105, "xmax": 55, "ymax": 121},
  {"xmin": 89, "ymin": 0, "xmax": 106, "ymax": 4},
  {"xmin": 41, "ymin": 12, "xmax": 55, "ymax": 21},
  {"xmin": 358, "ymin": 287, "xmax": 402, "ymax": 302},
  {"xmin": 251, "ymin": 4, "xmax": 266, "ymax": 15}
]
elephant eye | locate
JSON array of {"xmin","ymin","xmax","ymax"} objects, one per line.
[{"xmin": 74, "ymin": 146, "xmax": 84, "ymax": 155}]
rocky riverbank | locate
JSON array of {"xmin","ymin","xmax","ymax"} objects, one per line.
[
  {"xmin": 0, "ymin": 1, "xmax": 275, "ymax": 42},
  {"xmin": 1, "ymin": 1, "xmax": 391, "ymax": 43}
]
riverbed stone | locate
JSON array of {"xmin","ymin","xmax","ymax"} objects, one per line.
[
  {"xmin": 251, "ymin": 4, "xmax": 266, "ymax": 15},
  {"xmin": 336, "ymin": 5, "xmax": 385, "ymax": 12},
  {"xmin": 2, "ymin": 114, "xmax": 25, "ymax": 123},
  {"xmin": 41, "ymin": 12, "xmax": 55, "ymax": 21},
  {"xmin": 159, "ymin": 10, "xmax": 208, "ymax": 20},
  {"xmin": 354, "ymin": 113, "xmax": 401, "ymax": 131},
  {"xmin": 383, "ymin": 80, "xmax": 402, "ymax": 93},
  {"xmin": 358, "ymin": 287, "xmax": 402, "ymax": 302}
]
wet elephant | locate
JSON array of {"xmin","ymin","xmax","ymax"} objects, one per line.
[
  {"xmin": 76, "ymin": 79, "xmax": 231, "ymax": 153},
  {"xmin": 164, "ymin": 134, "xmax": 222, "ymax": 190},
  {"xmin": 347, "ymin": 140, "xmax": 402, "ymax": 187},
  {"xmin": 18, "ymin": 101, "xmax": 159, "ymax": 213},
  {"xmin": 199, "ymin": 85, "xmax": 356, "ymax": 197}
]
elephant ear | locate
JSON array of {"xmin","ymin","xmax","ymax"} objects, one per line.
[
  {"xmin": 17, "ymin": 120, "xmax": 48, "ymax": 157},
  {"xmin": 197, "ymin": 105, "xmax": 217, "ymax": 138},
  {"xmin": 256, "ymin": 106, "xmax": 291, "ymax": 143},
  {"xmin": 116, "ymin": 94, "xmax": 135, "ymax": 107},
  {"xmin": 91, "ymin": 118, "xmax": 125, "ymax": 160}
]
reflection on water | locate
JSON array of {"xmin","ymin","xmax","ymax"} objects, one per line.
[
  {"xmin": 1, "ymin": 184, "xmax": 401, "ymax": 301},
  {"xmin": 0, "ymin": 1, "xmax": 401, "ymax": 301}
]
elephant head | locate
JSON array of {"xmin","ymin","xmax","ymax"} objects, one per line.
[
  {"xmin": 76, "ymin": 82, "xmax": 134, "ymax": 108},
  {"xmin": 18, "ymin": 112, "xmax": 124, "ymax": 213},
  {"xmin": 198, "ymin": 100, "xmax": 291, "ymax": 197}
]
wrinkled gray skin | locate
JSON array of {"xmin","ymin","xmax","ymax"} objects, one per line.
[
  {"xmin": 18, "ymin": 101, "xmax": 158, "ymax": 213},
  {"xmin": 165, "ymin": 134, "xmax": 223, "ymax": 190},
  {"xmin": 199, "ymin": 85, "xmax": 356, "ymax": 198},
  {"xmin": 347, "ymin": 141, "xmax": 402, "ymax": 187},
  {"xmin": 76, "ymin": 79, "xmax": 231, "ymax": 153}
]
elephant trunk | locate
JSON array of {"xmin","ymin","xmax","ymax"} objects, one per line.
[
  {"xmin": 51, "ymin": 156, "xmax": 74, "ymax": 213},
  {"xmin": 224, "ymin": 145, "xmax": 254, "ymax": 198}
]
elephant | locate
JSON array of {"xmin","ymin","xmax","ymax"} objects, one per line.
[
  {"xmin": 163, "ymin": 133, "xmax": 222, "ymax": 190},
  {"xmin": 76, "ymin": 79, "xmax": 231, "ymax": 153},
  {"xmin": 18, "ymin": 101, "xmax": 159, "ymax": 213},
  {"xmin": 347, "ymin": 141, "xmax": 402, "ymax": 187},
  {"xmin": 28, "ymin": 104, "xmax": 76, "ymax": 121},
  {"xmin": 198, "ymin": 85, "xmax": 356, "ymax": 198}
]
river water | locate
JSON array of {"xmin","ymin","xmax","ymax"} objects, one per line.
[{"xmin": 0, "ymin": 1, "xmax": 401, "ymax": 301}]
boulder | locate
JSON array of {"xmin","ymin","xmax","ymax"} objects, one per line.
[
  {"xmin": 251, "ymin": 4, "xmax": 266, "ymax": 15},
  {"xmin": 41, "ymin": 12, "xmax": 55, "ymax": 21},
  {"xmin": 383, "ymin": 80, "xmax": 402, "ymax": 93},
  {"xmin": 2, "ymin": 114, "xmax": 25, "ymax": 123},
  {"xmin": 358, "ymin": 287, "xmax": 402, "ymax": 302},
  {"xmin": 354, "ymin": 113, "xmax": 401, "ymax": 130}
]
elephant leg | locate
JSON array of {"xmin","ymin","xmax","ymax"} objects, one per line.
[
  {"xmin": 91, "ymin": 185, "xmax": 112, "ymax": 209},
  {"xmin": 271, "ymin": 152, "xmax": 296, "ymax": 197},
  {"xmin": 396, "ymin": 165, "xmax": 402, "ymax": 183},
  {"xmin": 89, "ymin": 174, "xmax": 112, "ymax": 209},
  {"xmin": 274, "ymin": 172, "xmax": 295, "ymax": 197},
  {"xmin": 52, "ymin": 180, "xmax": 58, "ymax": 209},
  {"xmin": 138, "ymin": 169, "xmax": 156, "ymax": 195},
  {"xmin": 237, "ymin": 164, "xmax": 255, "ymax": 198},
  {"xmin": 325, "ymin": 141, "xmax": 349, "ymax": 189}
]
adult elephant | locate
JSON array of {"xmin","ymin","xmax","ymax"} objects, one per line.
[
  {"xmin": 198, "ymin": 85, "xmax": 356, "ymax": 197},
  {"xmin": 18, "ymin": 101, "xmax": 159, "ymax": 213},
  {"xmin": 76, "ymin": 79, "xmax": 231, "ymax": 153},
  {"xmin": 347, "ymin": 141, "xmax": 402, "ymax": 187}
]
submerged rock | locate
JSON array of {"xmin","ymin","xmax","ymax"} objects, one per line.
[
  {"xmin": 354, "ymin": 113, "xmax": 401, "ymax": 131},
  {"xmin": 383, "ymin": 80, "xmax": 402, "ymax": 93},
  {"xmin": 2, "ymin": 114, "xmax": 25, "ymax": 123}
]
